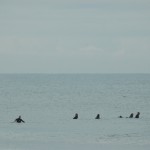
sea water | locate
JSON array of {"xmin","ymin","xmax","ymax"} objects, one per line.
[{"xmin": 0, "ymin": 74, "xmax": 150, "ymax": 150}]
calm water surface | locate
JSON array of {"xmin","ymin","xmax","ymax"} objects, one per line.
[{"xmin": 0, "ymin": 74, "xmax": 150, "ymax": 149}]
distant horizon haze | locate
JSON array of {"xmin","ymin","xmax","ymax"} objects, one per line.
[{"xmin": 0, "ymin": 0, "xmax": 150, "ymax": 73}]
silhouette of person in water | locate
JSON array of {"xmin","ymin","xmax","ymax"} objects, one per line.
[
  {"xmin": 129, "ymin": 113, "xmax": 134, "ymax": 118},
  {"xmin": 135, "ymin": 112, "xmax": 140, "ymax": 118},
  {"xmin": 95, "ymin": 114, "xmax": 100, "ymax": 119},
  {"xmin": 119, "ymin": 115, "xmax": 123, "ymax": 118},
  {"xmin": 14, "ymin": 116, "xmax": 25, "ymax": 123},
  {"xmin": 73, "ymin": 113, "xmax": 78, "ymax": 119}
]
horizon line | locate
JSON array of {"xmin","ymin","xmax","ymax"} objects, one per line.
[{"xmin": 0, "ymin": 73, "xmax": 149, "ymax": 74}]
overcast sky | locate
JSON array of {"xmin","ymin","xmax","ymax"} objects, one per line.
[{"xmin": 0, "ymin": 0, "xmax": 150, "ymax": 73}]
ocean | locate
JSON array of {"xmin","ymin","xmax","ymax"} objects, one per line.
[{"xmin": 0, "ymin": 74, "xmax": 150, "ymax": 150}]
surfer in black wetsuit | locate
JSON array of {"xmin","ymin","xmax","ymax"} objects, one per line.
[
  {"xmin": 135, "ymin": 112, "xmax": 140, "ymax": 118},
  {"xmin": 129, "ymin": 113, "xmax": 134, "ymax": 118},
  {"xmin": 95, "ymin": 114, "xmax": 100, "ymax": 119},
  {"xmin": 14, "ymin": 116, "xmax": 25, "ymax": 123},
  {"xmin": 73, "ymin": 113, "xmax": 78, "ymax": 119},
  {"xmin": 119, "ymin": 115, "xmax": 123, "ymax": 118}
]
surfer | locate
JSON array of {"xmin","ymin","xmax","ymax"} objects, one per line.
[
  {"xmin": 119, "ymin": 115, "xmax": 123, "ymax": 118},
  {"xmin": 73, "ymin": 113, "xmax": 78, "ymax": 119},
  {"xmin": 13, "ymin": 116, "xmax": 25, "ymax": 123},
  {"xmin": 95, "ymin": 114, "xmax": 100, "ymax": 119},
  {"xmin": 129, "ymin": 113, "xmax": 134, "ymax": 118},
  {"xmin": 135, "ymin": 112, "xmax": 140, "ymax": 118}
]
